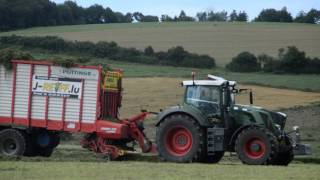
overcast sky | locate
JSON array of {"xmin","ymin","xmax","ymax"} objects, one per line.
[{"xmin": 52, "ymin": 0, "xmax": 320, "ymax": 20}]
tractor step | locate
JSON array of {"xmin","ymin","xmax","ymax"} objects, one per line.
[{"xmin": 207, "ymin": 127, "xmax": 224, "ymax": 155}]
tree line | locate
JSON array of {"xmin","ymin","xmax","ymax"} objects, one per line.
[
  {"xmin": 1, "ymin": 0, "xmax": 320, "ymax": 32},
  {"xmin": 226, "ymin": 46, "xmax": 320, "ymax": 74},
  {"xmin": 0, "ymin": 0, "xmax": 158, "ymax": 31},
  {"xmin": 0, "ymin": 35, "xmax": 216, "ymax": 69}
]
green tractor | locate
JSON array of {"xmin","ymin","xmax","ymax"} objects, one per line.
[{"xmin": 155, "ymin": 74, "xmax": 311, "ymax": 165}]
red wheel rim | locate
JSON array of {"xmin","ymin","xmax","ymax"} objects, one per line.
[
  {"xmin": 165, "ymin": 126, "xmax": 193, "ymax": 156},
  {"xmin": 244, "ymin": 137, "xmax": 266, "ymax": 159}
]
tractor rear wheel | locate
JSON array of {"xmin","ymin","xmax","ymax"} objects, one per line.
[
  {"xmin": 0, "ymin": 129, "xmax": 26, "ymax": 156},
  {"xmin": 156, "ymin": 114, "xmax": 204, "ymax": 163},
  {"xmin": 272, "ymin": 136, "xmax": 294, "ymax": 166},
  {"xmin": 235, "ymin": 126, "xmax": 279, "ymax": 165}
]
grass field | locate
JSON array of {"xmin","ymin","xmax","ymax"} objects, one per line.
[
  {"xmin": 1, "ymin": 161, "xmax": 319, "ymax": 180},
  {"xmin": 0, "ymin": 144, "xmax": 319, "ymax": 180},
  {"xmin": 1, "ymin": 22, "xmax": 320, "ymax": 66}
]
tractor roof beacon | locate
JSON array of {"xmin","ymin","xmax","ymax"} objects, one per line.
[{"xmin": 156, "ymin": 74, "xmax": 311, "ymax": 165}]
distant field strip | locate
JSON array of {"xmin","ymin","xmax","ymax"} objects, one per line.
[{"xmin": 1, "ymin": 22, "xmax": 320, "ymax": 66}]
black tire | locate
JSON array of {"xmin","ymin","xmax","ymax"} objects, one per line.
[
  {"xmin": 272, "ymin": 136, "xmax": 294, "ymax": 166},
  {"xmin": 156, "ymin": 114, "xmax": 204, "ymax": 163},
  {"xmin": 48, "ymin": 133, "xmax": 60, "ymax": 148},
  {"xmin": 0, "ymin": 129, "xmax": 26, "ymax": 156},
  {"xmin": 202, "ymin": 151, "xmax": 225, "ymax": 163},
  {"xmin": 37, "ymin": 147, "xmax": 54, "ymax": 157},
  {"xmin": 23, "ymin": 131, "xmax": 59, "ymax": 157},
  {"xmin": 23, "ymin": 132, "xmax": 37, "ymax": 157},
  {"xmin": 235, "ymin": 126, "xmax": 279, "ymax": 165}
]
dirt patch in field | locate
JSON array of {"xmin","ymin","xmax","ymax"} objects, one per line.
[{"xmin": 120, "ymin": 77, "xmax": 320, "ymax": 118}]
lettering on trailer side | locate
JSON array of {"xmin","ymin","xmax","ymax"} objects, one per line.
[
  {"xmin": 51, "ymin": 67, "xmax": 98, "ymax": 80},
  {"xmin": 32, "ymin": 76, "xmax": 83, "ymax": 99}
]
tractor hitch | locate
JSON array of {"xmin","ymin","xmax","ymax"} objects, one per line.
[{"xmin": 81, "ymin": 111, "xmax": 157, "ymax": 160}]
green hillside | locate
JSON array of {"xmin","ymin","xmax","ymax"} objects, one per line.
[{"xmin": 1, "ymin": 22, "xmax": 320, "ymax": 66}]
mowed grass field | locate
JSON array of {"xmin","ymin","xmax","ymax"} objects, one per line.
[
  {"xmin": 1, "ymin": 160, "xmax": 319, "ymax": 180},
  {"xmin": 1, "ymin": 22, "xmax": 320, "ymax": 66}
]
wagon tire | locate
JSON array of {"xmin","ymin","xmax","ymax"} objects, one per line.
[
  {"xmin": 38, "ymin": 147, "xmax": 54, "ymax": 157},
  {"xmin": 0, "ymin": 129, "xmax": 26, "ymax": 156}
]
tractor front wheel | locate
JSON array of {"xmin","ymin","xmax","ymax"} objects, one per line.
[
  {"xmin": 235, "ymin": 126, "xmax": 279, "ymax": 165},
  {"xmin": 156, "ymin": 114, "xmax": 204, "ymax": 163},
  {"xmin": 272, "ymin": 136, "xmax": 294, "ymax": 166}
]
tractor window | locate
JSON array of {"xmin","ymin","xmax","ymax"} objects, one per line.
[{"xmin": 186, "ymin": 86, "xmax": 221, "ymax": 115}]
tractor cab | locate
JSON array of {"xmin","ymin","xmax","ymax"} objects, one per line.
[{"xmin": 182, "ymin": 75, "xmax": 236, "ymax": 118}]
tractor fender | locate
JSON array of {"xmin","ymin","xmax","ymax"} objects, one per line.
[
  {"xmin": 155, "ymin": 106, "xmax": 210, "ymax": 127},
  {"xmin": 228, "ymin": 124, "xmax": 261, "ymax": 148}
]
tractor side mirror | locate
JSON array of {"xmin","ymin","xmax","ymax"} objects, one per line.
[{"xmin": 237, "ymin": 88, "xmax": 254, "ymax": 105}]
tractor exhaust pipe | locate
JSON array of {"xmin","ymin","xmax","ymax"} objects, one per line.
[{"xmin": 249, "ymin": 90, "xmax": 253, "ymax": 105}]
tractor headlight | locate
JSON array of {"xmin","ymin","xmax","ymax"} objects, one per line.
[{"xmin": 274, "ymin": 124, "xmax": 281, "ymax": 130}]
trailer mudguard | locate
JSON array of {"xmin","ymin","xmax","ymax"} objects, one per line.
[{"xmin": 155, "ymin": 105, "xmax": 210, "ymax": 127}]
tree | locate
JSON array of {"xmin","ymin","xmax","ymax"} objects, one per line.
[
  {"xmin": 229, "ymin": 10, "xmax": 237, "ymax": 22},
  {"xmin": 226, "ymin": 52, "xmax": 261, "ymax": 72},
  {"xmin": 161, "ymin": 14, "xmax": 174, "ymax": 22},
  {"xmin": 255, "ymin": 7, "xmax": 293, "ymax": 22},
  {"xmin": 141, "ymin": 15, "xmax": 159, "ymax": 22},
  {"xmin": 85, "ymin": 4, "xmax": 105, "ymax": 24},
  {"xmin": 197, "ymin": 12, "xmax": 207, "ymax": 21},
  {"xmin": 207, "ymin": 10, "xmax": 228, "ymax": 21},
  {"xmin": 294, "ymin": 9, "xmax": 320, "ymax": 24},
  {"xmin": 144, "ymin": 46, "xmax": 154, "ymax": 56},
  {"xmin": 237, "ymin": 11, "xmax": 248, "ymax": 22},
  {"xmin": 257, "ymin": 54, "xmax": 277, "ymax": 72},
  {"xmin": 0, "ymin": 0, "xmax": 142, "ymax": 32},
  {"xmin": 177, "ymin": 10, "xmax": 195, "ymax": 21},
  {"xmin": 166, "ymin": 46, "xmax": 188, "ymax": 66},
  {"xmin": 104, "ymin": 7, "xmax": 118, "ymax": 23},
  {"xmin": 279, "ymin": 46, "xmax": 308, "ymax": 74},
  {"xmin": 278, "ymin": 7, "xmax": 293, "ymax": 22}
]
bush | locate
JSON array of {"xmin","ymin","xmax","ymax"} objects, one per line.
[
  {"xmin": 0, "ymin": 48, "xmax": 33, "ymax": 70},
  {"xmin": 257, "ymin": 54, "xmax": 277, "ymax": 72},
  {"xmin": 279, "ymin": 46, "xmax": 308, "ymax": 74},
  {"xmin": 230, "ymin": 46, "xmax": 320, "ymax": 74},
  {"xmin": 303, "ymin": 57, "xmax": 320, "ymax": 74},
  {"xmin": 144, "ymin": 46, "xmax": 154, "ymax": 56},
  {"xmin": 226, "ymin": 52, "xmax": 261, "ymax": 72}
]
